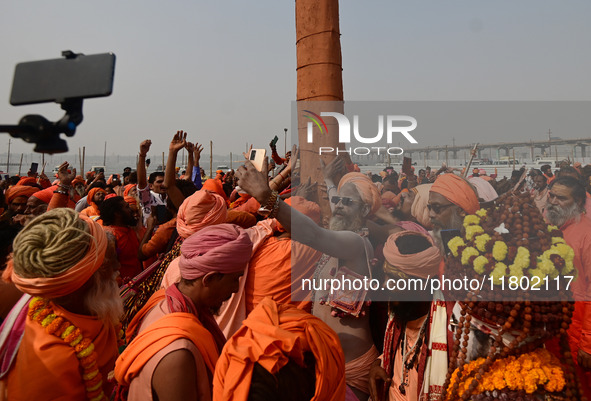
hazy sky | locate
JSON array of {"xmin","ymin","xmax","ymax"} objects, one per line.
[{"xmin": 1, "ymin": 0, "xmax": 590, "ymax": 159}]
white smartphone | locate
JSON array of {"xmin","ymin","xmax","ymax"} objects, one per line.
[{"xmin": 249, "ymin": 148, "xmax": 266, "ymax": 172}]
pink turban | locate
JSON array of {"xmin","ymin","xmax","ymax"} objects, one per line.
[
  {"xmin": 179, "ymin": 223, "xmax": 253, "ymax": 280},
  {"xmin": 394, "ymin": 221, "xmax": 429, "ymax": 236},
  {"xmin": 468, "ymin": 177, "xmax": 498, "ymax": 202},
  {"xmin": 410, "ymin": 184, "xmax": 433, "ymax": 230},
  {"xmin": 430, "ymin": 174, "xmax": 479, "ymax": 214},
  {"xmin": 382, "ymin": 231, "xmax": 441, "ymax": 279},
  {"xmin": 337, "ymin": 172, "xmax": 381, "ymax": 215},
  {"xmin": 176, "ymin": 190, "xmax": 227, "ymax": 239}
]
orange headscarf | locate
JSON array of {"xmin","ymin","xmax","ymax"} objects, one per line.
[
  {"xmin": 123, "ymin": 184, "xmax": 135, "ymax": 197},
  {"xmin": 176, "ymin": 190, "xmax": 227, "ymax": 239},
  {"xmin": 337, "ymin": 172, "xmax": 381, "ymax": 215},
  {"xmin": 382, "ymin": 231, "xmax": 441, "ymax": 279},
  {"xmin": 16, "ymin": 177, "xmax": 37, "ymax": 186},
  {"xmin": 124, "ymin": 196, "xmax": 138, "ymax": 208},
  {"xmin": 87, "ymin": 187, "xmax": 107, "ymax": 208},
  {"xmin": 5, "ymin": 185, "xmax": 38, "ymax": 204},
  {"xmin": 115, "ymin": 312, "xmax": 219, "ymax": 387},
  {"xmin": 203, "ymin": 179, "xmax": 228, "ymax": 201},
  {"xmin": 8, "ymin": 214, "xmax": 108, "ymax": 298},
  {"xmin": 430, "ymin": 173, "xmax": 479, "ymax": 214},
  {"xmin": 213, "ymin": 298, "xmax": 345, "ymax": 401}
]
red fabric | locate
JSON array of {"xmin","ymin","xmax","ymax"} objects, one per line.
[{"xmin": 104, "ymin": 225, "xmax": 142, "ymax": 281}]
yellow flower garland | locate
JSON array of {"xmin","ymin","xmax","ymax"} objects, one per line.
[{"xmin": 28, "ymin": 297, "xmax": 109, "ymax": 401}]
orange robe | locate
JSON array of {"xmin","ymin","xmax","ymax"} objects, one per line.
[
  {"xmin": 245, "ymin": 236, "xmax": 321, "ymax": 314},
  {"xmin": 562, "ymin": 216, "xmax": 591, "ymax": 398},
  {"xmin": 104, "ymin": 225, "xmax": 143, "ymax": 281},
  {"xmin": 115, "ymin": 290, "xmax": 220, "ymax": 401},
  {"xmin": 5, "ymin": 303, "xmax": 118, "ymax": 400},
  {"xmin": 213, "ymin": 297, "xmax": 346, "ymax": 401},
  {"xmin": 141, "ymin": 217, "xmax": 176, "ymax": 258}
]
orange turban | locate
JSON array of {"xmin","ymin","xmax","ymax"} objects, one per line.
[
  {"xmin": 213, "ymin": 298, "xmax": 345, "ymax": 401},
  {"xmin": 124, "ymin": 196, "xmax": 138, "ymax": 208},
  {"xmin": 337, "ymin": 172, "xmax": 381, "ymax": 215},
  {"xmin": 16, "ymin": 177, "xmax": 37, "ymax": 186},
  {"xmin": 430, "ymin": 173, "xmax": 479, "ymax": 214},
  {"xmin": 72, "ymin": 176, "xmax": 85, "ymax": 186},
  {"xmin": 410, "ymin": 184, "xmax": 433, "ymax": 230},
  {"xmin": 8, "ymin": 213, "xmax": 108, "ymax": 298},
  {"xmin": 5, "ymin": 185, "xmax": 38, "ymax": 204},
  {"xmin": 176, "ymin": 190, "xmax": 227, "ymax": 239},
  {"xmin": 203, "ymin": 178, "xmax": 228, "ymax": 200},
  {"xmin": 382, "ymin": 231, "xmax": 441, "ymax": 279},
  {"xmin": 87, "ymin": 187, "xmax": 106, "ymax": 207},
  {"xmin": 123, "ymin": 184, "xmax": 135, "ymax": 196}
]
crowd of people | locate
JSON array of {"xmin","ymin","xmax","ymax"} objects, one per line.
[{"xmin": 0, "ymin": 131, "xmax": 590, "ymax": 401}]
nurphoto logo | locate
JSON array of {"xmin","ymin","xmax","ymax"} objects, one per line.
[{"xmin": 303, "ymin": 110, "xmax": 418, "ymax": 155}]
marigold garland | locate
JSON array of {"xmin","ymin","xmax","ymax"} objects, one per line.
[
  {"xmin": 446, "ymin": 348, "xmax": 566, "ymax": 399},
  {"xmin": 28, "ymin": 297, "xmax": 109, "ymax": 401}
]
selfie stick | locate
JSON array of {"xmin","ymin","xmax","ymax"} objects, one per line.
[{"xmin": 0, "ymin": 51, "xmax": 85, "ymax": 154}]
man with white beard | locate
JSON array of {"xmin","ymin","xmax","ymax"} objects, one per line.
[{"xmin": 545, "ymin": 176, "xmax": 591, "ymax": 397}]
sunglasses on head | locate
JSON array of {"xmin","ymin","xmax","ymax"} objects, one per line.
[
  {"xmin": 426, "ymin": 202, "xmax": 454, "ymax": 214},
  {"xmin": 330, "ymin": 196, "xmax": 359, "ymax": 206}
]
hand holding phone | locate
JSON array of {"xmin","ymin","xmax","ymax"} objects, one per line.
[
  {"xmin": 249, "ymin": 149, "xmax": 266, "ymax": 172},
  {"xmin": 270, "ymin": 135, "xmax": 279, "ymax": 148}
]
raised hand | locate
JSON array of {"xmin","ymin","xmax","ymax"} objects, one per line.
[
  {"xmin": 235, "ymin": 157, "xmax": 271, "ymax": 204},
  {"xmin": 194, "ymin": 143, "xmax": 203, "ymax": 164},
  {"xmin": 319, "ymin": 153, "xmax": 346, "ymax": 183},
  {"xmin": 139, "ymin": 139, "xmax": 152, "ymax": 157},
  {"xmin": 185, "ymin": 141, "xmax": 195, "ymax": 154},
  {"xmin": 169, "ymin": 131, "xmax": 187, "ymax": 153},
  {"xmin": 57, "ymin": 161, "xmax": 76, "ymax": 186}
]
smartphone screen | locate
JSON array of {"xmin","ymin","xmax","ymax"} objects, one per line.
[
  {"xmin": 10, "ymin": 53, "xmax": 116, "ymax": 105},
  {"xmin": 30, "ymin": 162, "xmax": 39, "ymax": 174}
]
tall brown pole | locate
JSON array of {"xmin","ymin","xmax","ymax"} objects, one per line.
[
  {"xmin": 210, "ymin": 141, "xmax": 213, "ymax": 178},
  {"xmin": 296, "ymin": 0, "xmax": 345, "ymax": 218}
]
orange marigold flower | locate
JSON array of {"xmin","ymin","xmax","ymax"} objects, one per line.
[
  {"xmin": 75, "ymin": 338, "xmax": 92, "ymax": 353},
  {"xmin": 64, "ymin": 327, "xmax": 82, "ymax": 343},
  {"xmin": 46, "ymin": 316, "xmax": 64, "ymax": 335}
]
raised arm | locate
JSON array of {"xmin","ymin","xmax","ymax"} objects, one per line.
[
  {"xmin": 164, "ymin": 131, "xmax": 187, "ymax": 209},
  {"xmin": 236, "ymin": 153, "xmax": 365, "ymax": 261},
  {"xmin": 137, "ymin": 140, "xmax": 152, "ymax": 190},
  {"xmin": 191, "ymin": 143, "xmax": 204, "ymax": 190}
]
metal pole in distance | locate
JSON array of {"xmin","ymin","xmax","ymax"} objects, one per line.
[
  {"xmin": 284, "ymin": 128, "xmax": 288, "ymax": 156},
  {"xmin": 210, "ymin": 141, "xmax": 213, "ymax": 178},
  {"xmin": 6, "ymin": 139, "xmax": 11, "ymax": 174}
]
